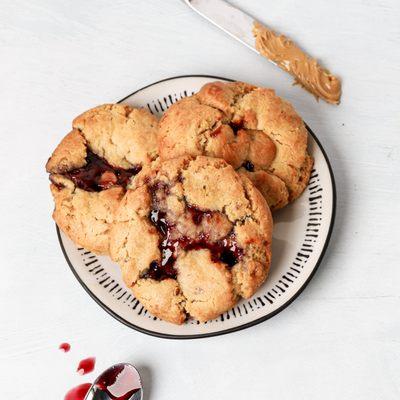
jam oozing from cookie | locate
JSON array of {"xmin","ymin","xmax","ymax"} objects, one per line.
[
  {"xmin": 146, "ymin": 189, "xmax": 244, "ymax": 280},
  {"xmin": 214, "ymin": 233, "xmax": 243, "ymax": 266},
  {"xmin": 229, "ymin": 120, "xmax": 244, "ymax": 135},
  {"xmin": 187, "ymin": 205, "xmax": 212, "ymax": 225},
  {"xmin": 146, "ymin": 209, "xmax": 178, "ymax": 280},
  {"xmin": 242, "ymin": 160, "xmax": 255, "ymax": 172},
  {"xmin": 210, "ymin": 121, "xmax": 245, "ymax": 138},
  {"xmin": 145, "ymin": 227, "xmax": 244, "ymax": 281},
  {"xmin": 182, "ymin": 232, "xmax": 243, "ymax": 267},
  {"xmin": 63, "ymin": 150, "xmax": 141, "ymax": 192},
  {"xmin": 50, "ymin": 175, "xmax": 66, "ymax": 190}
]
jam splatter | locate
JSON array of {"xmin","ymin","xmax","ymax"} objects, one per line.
[
  {"xmin": 59, "ymin": 342, "xmax": 71, "ymax": 353},
  {"xmin": 77, "ymin": 357, "xmax": 96, "ymax": 375},
  {"xmin": 64, "ymin": 383, "xmax": 92, "ymax": 400},
  {"xmin": 62, "ymin": 150, "xmax": 141, "ymax": 192}
]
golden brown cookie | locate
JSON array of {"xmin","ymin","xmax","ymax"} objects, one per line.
[
  {"xmin": 46, "ymin": 104, "xmax": 158, "ymax": 254},
  {"xmin": 158, "ymin": 81, "xmax": 313, "ymax": 210},
  {"xmin": 110, "ymin": 156, "xmax": 272, "ymax": 324}
]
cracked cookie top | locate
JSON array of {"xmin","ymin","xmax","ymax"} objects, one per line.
[
  {"xmin": 110, "ymin": 156, "xmax": 272, "ymax": 324},
  {"xmin": 46, "ymin": 104, "xmax": 159, "ymax": 254},
  {"xmin": 158, "ymin": 81, "xmax": 313, "ymax": 210},
  {"xmin": 46, "ymin": 104, "xmax": 158, "ymax": 182}
]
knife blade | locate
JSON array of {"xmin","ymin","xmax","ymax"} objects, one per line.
[
  {"xmin": 182, "ymin": 0, "xmax": 342, "ymax": 104},
  {"xmin": 182, "ymin": 0, "xmax": 259, "ymax": 54}
]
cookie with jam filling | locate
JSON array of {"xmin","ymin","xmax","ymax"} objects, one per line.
[
  {"xmin": 110, "ymin": 156, "xmax": 272, "ymax": 324},
  {"xmin": 46, "ymin": 104, "xmax": 158, "ymax": 254}
]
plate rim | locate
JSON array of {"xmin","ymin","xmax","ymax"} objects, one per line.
[{"xmin": 57, "ymin": 74, "xmax": 337, "ymax": 340}]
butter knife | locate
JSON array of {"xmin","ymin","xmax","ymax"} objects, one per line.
[
  {"xmin": 182, "ymin": 0, "xmax": 342, "ymax": 104},
  {"xmin": 182, "ymin": 0, "xmax": 259, "ymax": 55}
]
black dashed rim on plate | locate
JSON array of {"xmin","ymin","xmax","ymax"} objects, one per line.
[{"xmin": 56, "ymin": 75, "xmax": 336, "ymax": 339}]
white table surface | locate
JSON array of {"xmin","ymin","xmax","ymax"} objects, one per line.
[{"xmin": 1, "ymin": 0, "xmax": 400, "ymax": 398}]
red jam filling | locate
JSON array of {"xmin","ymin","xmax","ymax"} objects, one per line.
[
  {"xmin": 230, "ymin": 120, "xmax": 244, "ymax": 135},
  {"xmin": 187, "ymin": 205, "xmax": 212, "ymax": 225},
  {"xmin": 60, "ymin": 150, "xmax": 141, "ymax": 192},
  {"xmin": 145, "ymin": 184, "xmax": 243, "ymax": 281}
]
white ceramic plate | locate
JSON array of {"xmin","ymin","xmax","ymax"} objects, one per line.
[{"xmin": 57, "ymin": 75, "xmax": 336, "ymax": 339}]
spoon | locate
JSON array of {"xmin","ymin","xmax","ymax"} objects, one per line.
[{"xmin": 84, "ymin": 363, "xmax": 143, "ymax": 400}]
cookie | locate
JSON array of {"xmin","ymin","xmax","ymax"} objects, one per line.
[
  {"xmin": 46, "ymin": 104, "xmax": 158, "ymax": 254},
  {"xmin": 110, "ymin": 156, "xmax": 272, "ymax": 324},
  {"xmin": 158, "ymin": 81, "xmax": 313, "ymax": 210}
]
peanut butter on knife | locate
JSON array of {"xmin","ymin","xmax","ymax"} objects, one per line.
[{"xmin": 253, "ymin": 21, "xmax": 342, "ymax": 104}]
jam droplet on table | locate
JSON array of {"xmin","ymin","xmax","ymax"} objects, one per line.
[
  {"xmin": 95, "ymin": 364, "xmax": 141, "ymax": 400},
  {"xmin": 77, "ymin": 357, "xmax": 96, "ymax": 375},
  {"xmin": 64, "ymin": 383, "xmax": 92, "ymax": 400},
  {"xmin": 59, "ymin": 342, "xmax": 71, "ymax": 353}
]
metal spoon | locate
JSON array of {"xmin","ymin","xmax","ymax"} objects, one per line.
[{"xmin": 85, "ymin": 363, "xmax": 143, "ymax": 400}]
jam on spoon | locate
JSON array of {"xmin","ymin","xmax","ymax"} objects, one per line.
[
  {"xmin": 93, "ymin": 363, "xmax": 142, "ymax": 400},
  {"xmin": 65, "ymin": 363, "xmax": 142, "ymax": 400}
]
